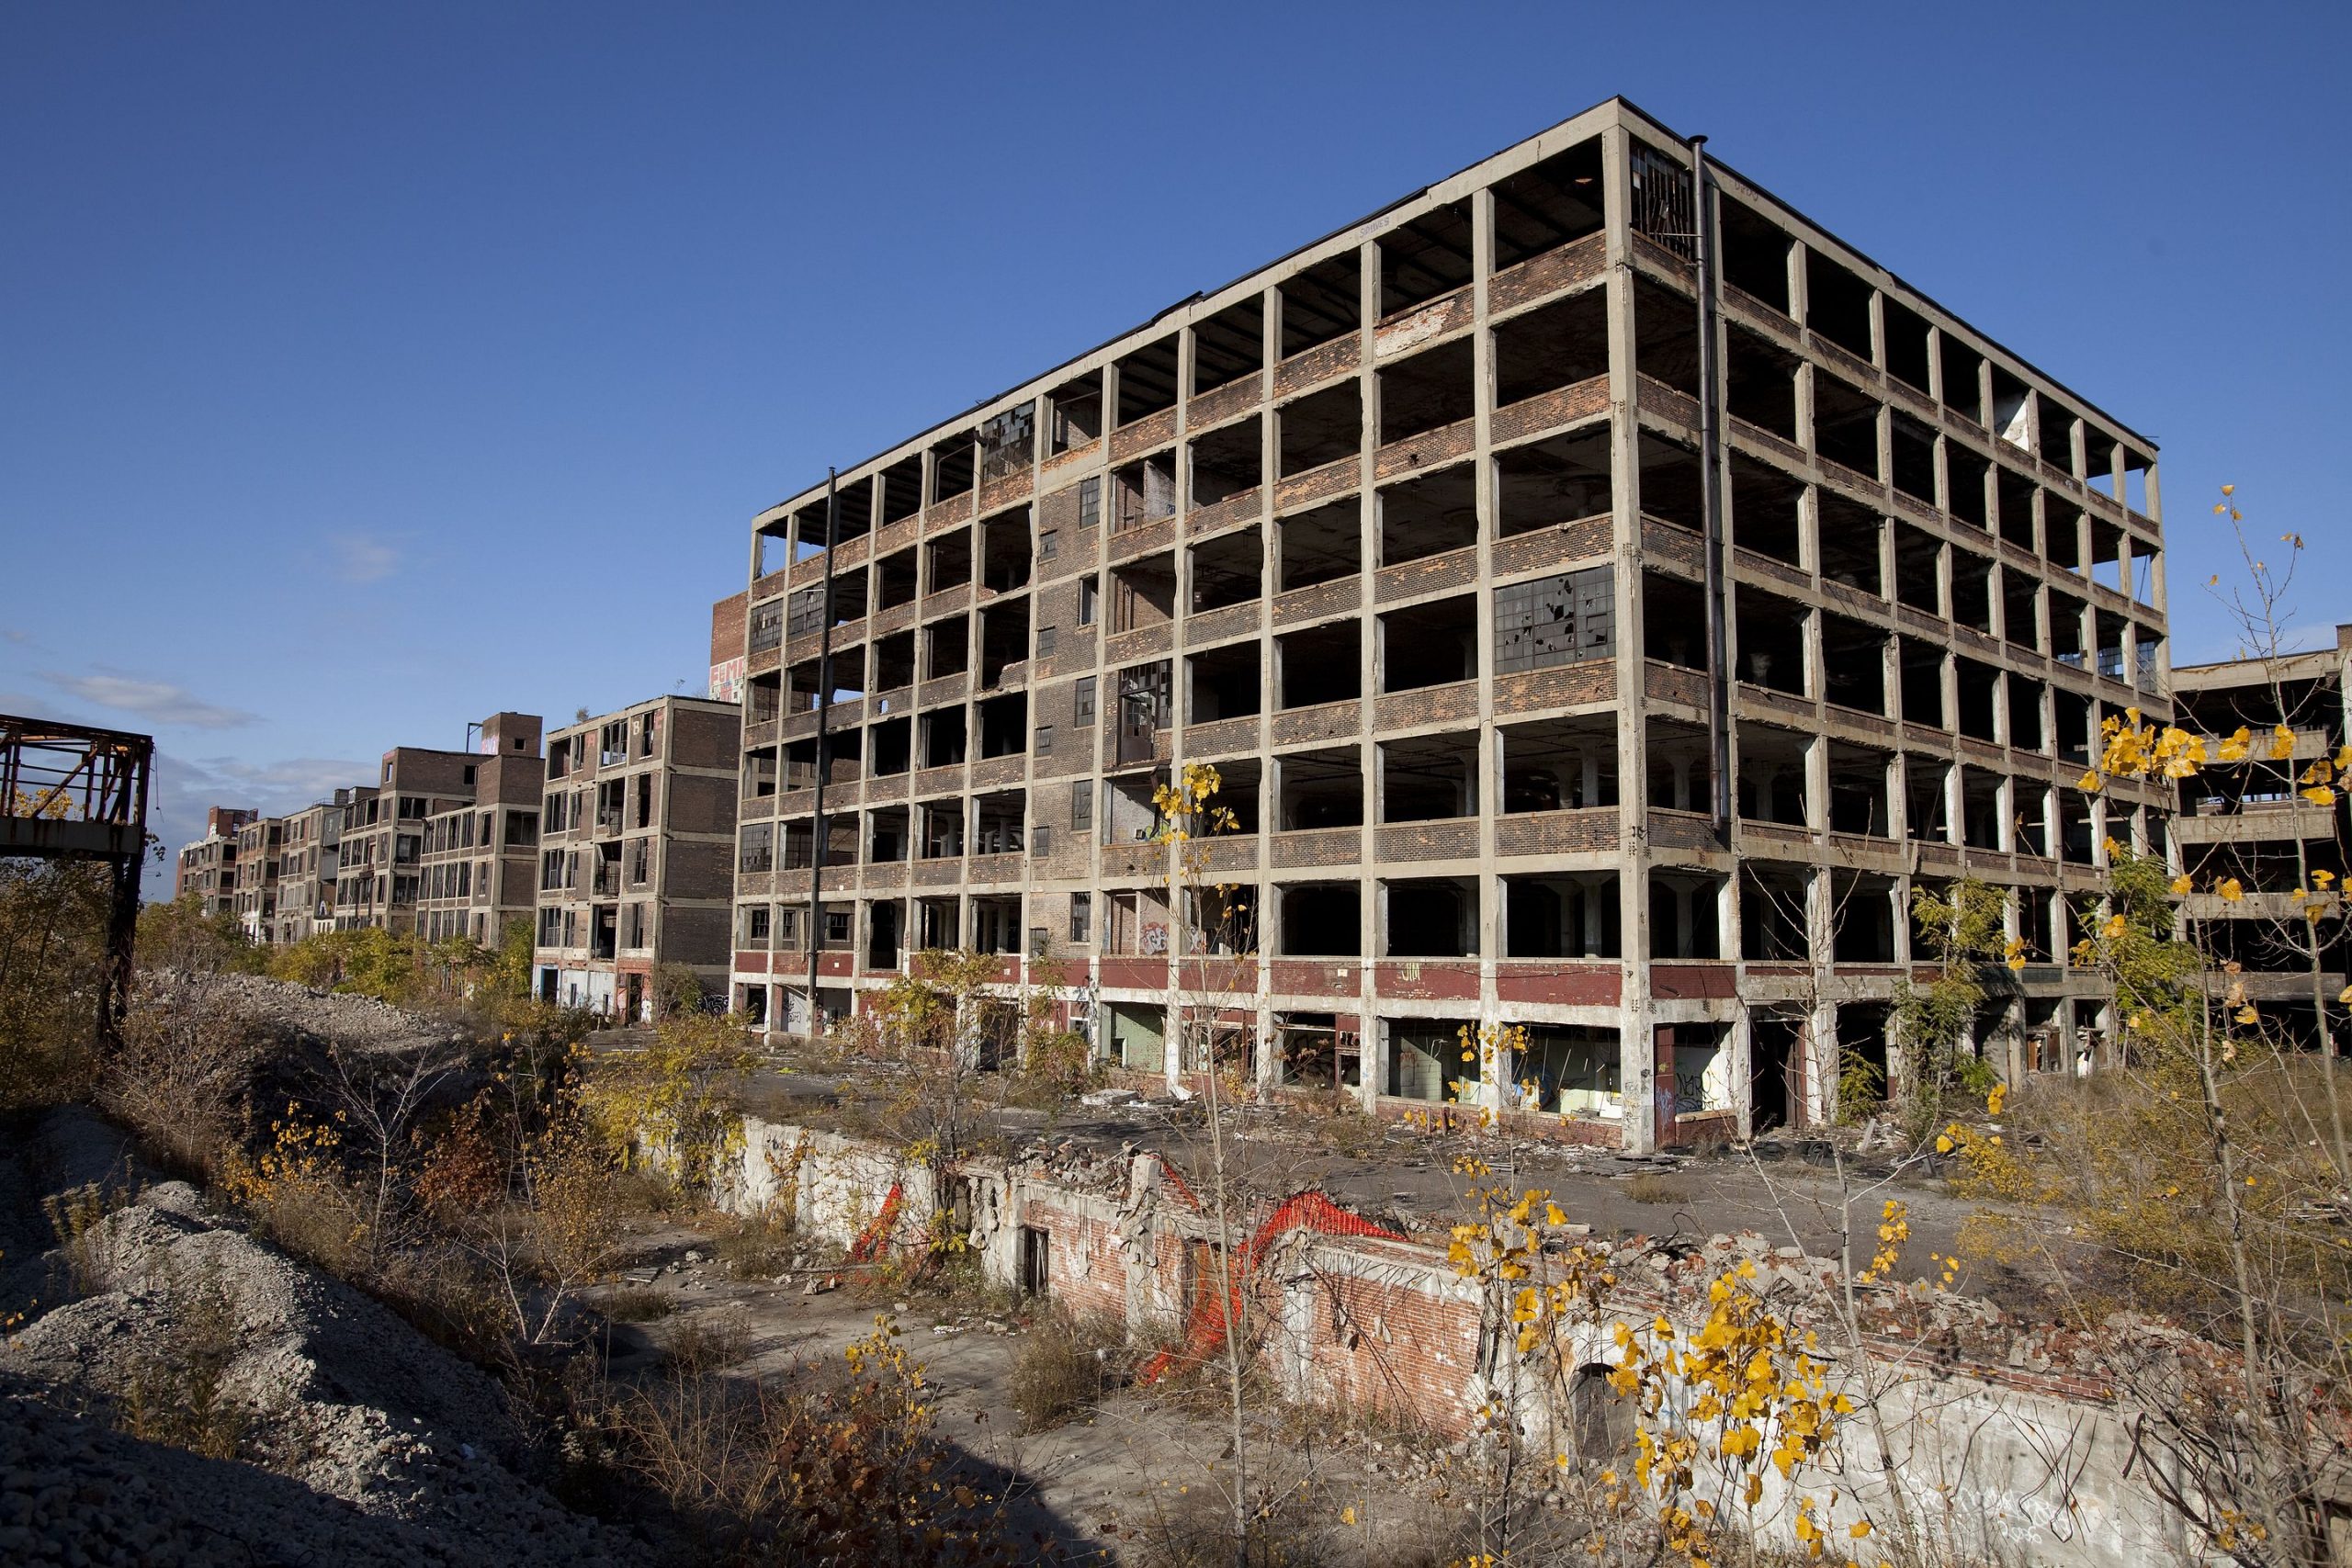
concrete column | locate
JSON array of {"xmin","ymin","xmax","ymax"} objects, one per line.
[{"xmin": 1603, "ymin": 120, "xmax": 1657, "ymax": 1153}]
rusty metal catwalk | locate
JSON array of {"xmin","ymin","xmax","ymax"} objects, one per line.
[{"xmin": 1, "ymin": 713, "xmax": 154, "ymax": 1038}]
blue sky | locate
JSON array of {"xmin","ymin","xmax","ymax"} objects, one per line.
[{"xmin": 4, "ymin": 3, "xmax": 2346, "ymax": 895}]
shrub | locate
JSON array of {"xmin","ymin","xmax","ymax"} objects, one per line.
[
  {"xmin": 601, "ymin": 1288, "xmax": 673, "ymax": 1324},
  {"xmin": 715, "ymin": 1207, "xmax": 795, "ymax": 1281},
  {"xmin": 40, "ymin": 1168, "xmax": 144, "ymax": 1296},
  {"xmin": 1621, "ymin": 1172, "xmax": 1691, "ymax": 1206},
  {"xmin": 98, "ymin": 982, "xmax": 272, "ymax": 1180},
  {"xmin": 118, "ymin": 1255, "xmax": 251, "ymax": 1462},
  {"xmin": 1009, "ymin": 1307, "xmax": 1122, "ymax": 1432}
]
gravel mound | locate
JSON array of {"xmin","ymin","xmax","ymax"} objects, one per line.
[
  {"xmin": 1, "ymin": 1111, "xmax": 650, "ymax": 1567},
  {"xmin": 145, "ymin": 969, "xmax": 469, "ymax": 1055}
]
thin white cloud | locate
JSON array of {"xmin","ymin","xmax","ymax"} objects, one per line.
[
  {"xmin": 332, "ymin": 535, "xmax": 400, "ymax": 583},
  {"xmin": 42, "ymin": 671, "xmax": 258, "ymax": 729}
]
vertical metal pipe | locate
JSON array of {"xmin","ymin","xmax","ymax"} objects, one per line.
[
  {"xmin": 804, "ymin": 469, "xmax": 839, "ymax": 1033},
  {"xmin": 1690, "ymin": 136, "xmax": 1732, "ymax": 843}
]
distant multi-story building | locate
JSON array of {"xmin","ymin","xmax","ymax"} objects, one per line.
[
  {"xmin": 268, "ymin": 793, "xmax": 350, "ymax": 944},
  {"xmin": 417, "ymin": 714, "xmax": 546, "ymax": 947},
  {"xmin": 534, "ymin": 694, "xmax": 741, "ymax": 1020},
  {"xmin": 2167, "ymin": 626, "xmax": 2352, "ymax": 1048},
  {"xmin": 230, "ymin": 814, "xmax": 283, "ymax": 940},
  {"xmin": 173, "ymin": 806, "xmax": 255, "ymax": 917},
  {"xmin": 332, "ymin": 714, "xmax": 541, "ymax": 935},
  {"xmin": 725, "ymin": 96, "xmax": 2173, "ymax": 1150}
]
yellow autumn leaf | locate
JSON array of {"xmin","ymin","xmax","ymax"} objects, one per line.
[
  {"xmin": 2271, "ymin": 724, "xmax": 2297, "ymax": 761},
  {"xmin": 2169, "ymin": 874, "xmax": 2192, "ymax": 896},
  {"xmin": 2219, "ymin": 878, "xmax": 2245, "ymax": 903},
  {"xmin": 2236, "ymin": 1005, "xmax": 2259, "ymax": 1025},
  {"xmin": 2306, "ymin": 787, "xmax": 2337, "ymax": 807},
  {"xmin": 1340, "ymin": 1506, "xmax": 1357, "ymax": 1527},
  {"xmin": 2077, "ymin": 770, "xmax": 2102, "ymax": 793},
  {"xmin": 1851, "ymin": 1519, "xmax": 1875, "ymax": 1539}
]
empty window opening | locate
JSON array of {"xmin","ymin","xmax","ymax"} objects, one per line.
[
  {"xmin": 1114, "ymin": 453, "xmax": 1177, "ymax": 530},
  {"xmin": 1955, "ymin": 659, "xmax": 1999, "ymax": 743},
  {"xmin": 1644, "ymin": 573, "xmax": 1710, "ymax": 671},
  {"xmin": 1281, "ymin": 884, "xmax": 1360, "ymax": 957},
  {"xmin": 1378, "ymin": 337, "xmax": 1476, "ymax": 445},
  {"xmin": 1110, "ymin": 551, "xmax": 1177, "ymax": 634},
  {"xmin": 1959, "ymin": 766, "xmax": 2004, "ymax": 851},
  {"xmin": 1725, "ymin": 326, "xmax": 1800, "ymax": 443},
  {"xmin": 867, "ymin": 806, "xmax": 909, "ymax": 863},
  {"xmin": 1115, "ymin": 338, "xmax": 1180, "ymax": 427},
  {"xmin": 876, "ymin": 548, "xmax": 919, "ymax": 612},
  {"xmin": 1204, "ymin": 758, "xmax": 1261, "ymax": 833},
  {"xmin": 1815, "ymin": 491, "xmax": 1884, "ymax": 595},
  {"xmin": 1494, "ymin": 289, "xmax": 1609, "ymax": 405},
  {"xmin": 1193, "ymin": 295, "xmax": 1264, "ymax": 398},
  {"xmin": 1505, "ymin": 874, "xmax": 1620, "ymax": 959},
  {"xmin": 829, "ymin": 483, "xmax": 875, "ymax": 545},
  {"xmin": 1951, "ymin": 550, "xmax": 1994, "ymax": 633},
  {"xmin": 1047, "ymin": 371, "xmax": 1102, "ymax": 454},
  {"xmin": 1387, "ymin": 877, "xmax": 1476, "ymax": 958},
  {"xmin": 1718, "ymin": 199, "xmax": 1791, "ymax": 313},
  {"xmin": 756, "ymin": 522, "xmax": 792, "ymax": 579},
  {"xmin": 871, "ymin": 631, "xmax": 917, "ymax": 695},
  {"xmin": 1889, "ymin": 412, "xmax": 1936, "ymax": 504},
  {"xmin": 1386, "ymin": 1016, "xmax": 1474, "ymax": 1101},
  {"xmin": 879, "ymin": 455, "xmax": 923, "ymax": 526},
  {"xmin": 2053, "ymin": 688, "xmax": 2091, "ymax": 763},
  {"xmin": 869, "ymin": 717, "xmax": 911, "ymax": 776},
  {"xmin": 1939, "ymin": 337, "xmax": 1986, "ymax": 424},
  {"xmin": 1381, "ymin": 733, "xmax": 1476, "ymax": 822},
  {"xmin": 1280, "ymin": 381, "xmax": 1363, "ymax": 477},
  {"xmin": 1989, "ymin": 367, "xmax": 2032, "ymax": 451},
  {"xmin": 1633, "ymin": 276, "xmax": 1701, "ymax": 398},
  {"xmin": 1381, "ymin": 200, "xmax": 1474, "ymax": 317},
  {"xmin": 1278, "ymin": 624, "xmax": 1360, "ymax": 708},
  {"xmin": 1826, "ymin": 742, "xmax": 1891, "ymax": 837},
  {"xmin": 1947, "ymin": 447, "xmax": 1990, "ymax": 531},
  {"xmin": 744, "ymin": 746, "xmax": 779, "ymax": 801},
  {"xmin": 1638, "ymin": 434, "xmax": 1704, "ymax": 532},
  {"xmin": 1904, "ymin": 755, "xmax": 1951, "ymax": 841},
  {"xmin": 1996, "ymin": 469, "xmax": 2040, "ymax": 557},
  {"xmin": 1381, "ymin": 594, "xmax": 1476, "ymax": 691},
  {"xmin": 1882, "ymin": 299, "xmax": 1931, "ymax": 395},
  {"xmin": 1279, "ymin": 746, "xmax": 1363, "ymax": 830},
  {"xmin": 978, "ymin": 600, "xmax": 1030, "ymax": 687},
  {"xmin": 1492, "ymin": 140, "xmax": 1605, "ymax": 269},
  {"xmin": 924, "ymin": 614, "xmax": 969, "ymax": 680},
  {"xmin": 1734, "ymin": 589, "xmax": 1805, "ymax": 694},
  {"xmin": 2037, "ymin": 398, "xmax": 2079, "ymax": 476},
  {"xmin": 1648, "ymin": 872, "xmax": 1723, "ymax": 958},
  {"xmin": 1897, "ymin": 637, "xmax": 1945, "ymax": 728},
  {"xmin": 1890, "ymin": 524, "xmax": 1940, "ymax": 616},
  {"xmin": 919, "ymin": 800, "xmax": 965, "ymax": 860},
  {"xmin": 2061, "ymin": 793, "xmax": 2098, "ymax": 867},
  {"xmin": 1804, "ymin": 250, "xmax": 1874, "ymax": 361},
  {"xmin": 1645, "ymin": 717, "xmax": 1710, "ymax": 810},
  {"xmin": 918, "ymin": 897, "xmax": 960, "ymax": 950},
  {"xmin": 1830, "ymin": 875, "xmax": 1896, "ymax": 964},
  {"xmin": 1811, "ymin": 375, "xmax": 1881, "ymax": 478},
  {"xmin": 1191, "ymin": 415, "xmax": 1262, "ymax": 506},
  {"xmin": 1279, "ymin": 251, "xmax": 1360, "ymax": 358},
  {"xmin": 1276, "ymin": 499, "xmax": 1359, "ymax": 592},
  {"xmin": 1736, "ymin": 724, "xmax": 1810, "ymax": 826},
  {"xmin": 931, "ymin": 432, "xmax": 976, "ymax": 504},
  {"xmin": 1497, "ymin": 429, "xmax": 1611, "ymax": 539},
  {"xmin": 1819, "ymin": 613, "xmax": 1887, "ymax": 716},
  {"xmin": 921, "ymin": 707, "xmax": 967, "ymax": 769},
  {"xmin": 1190, "ymin": 525, "xmax": 1265, "ymax": 612},
  {"xmin": 1741, "ymin": 864, "xmax": 1810, "ymax": 960},
  {"xmin": 927, "ymin": 528, "xmax": 972, "ymax": 593},
  {"xmin": 2046, "ymin": 503, "xmax": 2083, "ymax": 575},
  {"xmin": 2003, "ymin": 571, "xmax": 2040, "ymax": 652},
  {"xmin": 1275, "ymin": 1012, "xmax": 1357, "ymax": 1090},
  {"xmin": 2012, "ymin": 783, "xmax": 2051, "ymax": 857},
  {"xmin": 1500, "ymin": 716, "xmax": 1617, "ymax": 813},
  {"xmin": 1188, "ymin": 641, "xmax": 1261, "ymax": 725},
  {"xmin": 978, "ymin": 692, "xmax": 1027, "ymax": 758},
  {"xmin": 971, "ymin": 791, "xmax": 1025, "ymax": 856},
  {"xmin": 980, "ymin": 508, "xmax": 1032, "ymax": 592},
  {"xmin": 1727, "ymin": 454, "xmax": 1826, "ymax": 575}
]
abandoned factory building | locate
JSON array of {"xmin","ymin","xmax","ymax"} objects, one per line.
[{"xmin": 725, "ymin": 96, "xmax": 2172, "ymax": 1152}]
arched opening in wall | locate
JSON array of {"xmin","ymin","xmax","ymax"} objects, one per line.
[{"xmin": 1567, "ymin": 1363, "xmax": 1636, "ymax": 1472}]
